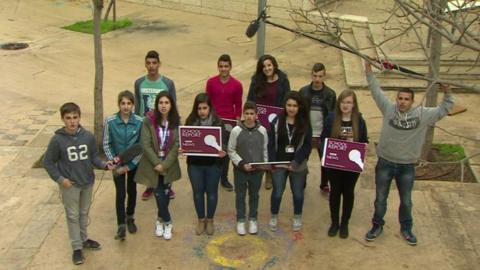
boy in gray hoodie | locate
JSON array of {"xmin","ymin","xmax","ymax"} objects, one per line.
[
  {"xmin": 363, "ymin": 62, "xmax": 454, "ymax": 246},
  {"xmin": 228, "ymin": 101, "xmax": 268, "ymax": 236},
  {"xmin": 44, "ymin": 102, "xmax": 111, "ymax": 265}
]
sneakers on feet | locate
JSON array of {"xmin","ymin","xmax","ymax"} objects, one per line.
[
  {"xmin": 82, "ymin": 239, "xmax": 101, "ymax": 250},
  {"xmin": 365, "ymin": 223, "xmax": 383, "ymax": 242},
  {"xmin": 155, "ymin": 220, "xmax": 164, "ymax": 237},
  {"xmin": 168, "ymin": 188, "xmax": 176, "ymax": 199},
  {"xmin": 248, "ymin": 220, "xmax": 258, "ymax": 234},
  {"xmin": 72, "ymin": 249, "xmax": 84, "ymax": 265},
  {"xmin": 328, "ymin": 224, "xmax": 339, "ymax": 237},
  {"xmin": 126, "ymin": 218, "xmax": 137, "ymax": 234},
  {"xmin": 339, "ymin": 224, "xmax": 349, "ymax": 239},
  {"xmin": 115, "ymin": 225, "xmax": 126, "ymax": 241},
  {"xmin": 221, "ymin": 179, "xmax": 233, "ymax": 192},
  {"xmin": 292, "ymin": 217, "xmax": 302, "ymax": 232},
  {"xmin": 142, "ymin": 188, "xmax": 154, "ymax": 200},
  {"xmin": 401, "ymin": 230, "xmax": 417, "ymax": 246},
  {"xmin": 163, "ymin": 223, "xmax": 173, "ymax": 240},
  {"xmin": 236, "ymin": 221, "xmax": 246, "ymax": 236},
  {"xmin": 268, "ymin": 216, "xmax": 278, "ymax": 232}
]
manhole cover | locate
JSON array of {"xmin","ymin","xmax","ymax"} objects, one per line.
[{"xmin": 1, "ymin": 42, "xmax": 29, "ymax": 50}]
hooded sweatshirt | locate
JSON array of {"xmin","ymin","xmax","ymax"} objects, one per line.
[
  {"xmin": 367, "ymin": 73, "xmax": 454, "ymax": 164},
  {"xmin": 44, "ymin": 126, "xmax": 106, "ymax": 186},
  {"xmin": 228, "ymin": 120, "xmax": 268, "ymax": 170}
]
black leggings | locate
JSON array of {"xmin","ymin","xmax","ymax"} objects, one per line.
[
  {"xmin": 328, "ymin": 169, "xmax": 360, "ymax": 225},
  {"xmin": 113, "ymin": 169, "xmax": 137, "ymax": 225}
]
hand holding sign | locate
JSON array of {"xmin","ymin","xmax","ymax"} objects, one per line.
[{"xmin": 204, "ymin": 134, "xmax": 221, "ymax": 151}]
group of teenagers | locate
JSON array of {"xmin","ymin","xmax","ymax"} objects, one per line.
[{"xmin": 44, "ymin": 50, "xmax": 454, "ymax": 265}]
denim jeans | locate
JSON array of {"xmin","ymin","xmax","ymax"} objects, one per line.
[
  {"xmin": 154, "ymin": 176, "xmax": 171, "ymax": 223},
  {"xmin": 270, "ymin": 169, "xmax": 307, "ymax": 215},
  {"xmin": 188, "ymin": 164, "xmax": 221, "ymax": 219},
  {"xmin": 220, "ymin": 130, "xmax": 231, "ymax": 182},
  {"xmin": 113, "ymin": 168, "xmax": 137, "ymax": 225},
  {"xmin": 372, "ymin": 157, "xmax": 415, "ymax": 231},
  {"xmin": 234, "ymin": 168, "xmax": 263, "ymax": 222}
]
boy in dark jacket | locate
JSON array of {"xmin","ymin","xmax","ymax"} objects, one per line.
[{"xmin": 44, "ymin": 102, "xmax": 111, "ymax": 265}]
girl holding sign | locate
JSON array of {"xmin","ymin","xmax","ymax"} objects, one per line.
[
  {"xmin": 247, "ymin": 54, "xmax": 291, "ymax": 190},
  {"xmin": 135, "ymin": 91, "xmax": 181, "ymax": 240},
  {"xmin": 183, "ymin": 93, "xmax": 227, "ymax": 235},
  {"xmin": 321, "ymin": 90, "xmax": 368, "ymax": 238},
  {"xmin": 268, "ymin": 91, "xmax": 312, "ymax": 232}
]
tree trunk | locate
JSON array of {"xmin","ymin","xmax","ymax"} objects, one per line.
[
  {"xmin": 93, "ymin": 0, "xmax": 104, "ymax": 148},
  {"xmin": 421, "ymin": 0, "xmax": 447, "ymax": 160},
  {"xmin": 103, "ymin": 0, "xmax": 113, "ymax": 22}
]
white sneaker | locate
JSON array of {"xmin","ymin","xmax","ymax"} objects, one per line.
[
  {"xmin": 163, "ymin": 223, "xmax": 173, "ymax": 240},
  {"xmin": 155, "ymin": 220, "xmax": 164, "ymax": 237},
  {"xmin": 292, "ymin": 217, "xmax": 302, "ymax": 232},
  {"xmin": 268, "ymin": 216, "xmax": 278, "ymax": 232},
  {"xmin": 236, "ymin": 222, "xmax": 246, "ymax": 236},
  {"xmin": 248, "ymin": 220, "xmax": 258, "ymax": 234}
]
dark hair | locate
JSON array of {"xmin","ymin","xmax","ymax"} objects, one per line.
[
  {"xmin": 60, "ymin": 102, "xmax": 81, "ymax": 117},
  {"xmin": 243, "ymin": 101, "xmax": 257, "ymax": 113},
  {"xmin": 252, "ymin": 54, "xmax": 280, "ymax": 99},
  {"xmin": 185, "ymin": 93, "xmax": 220, "ymax": 125},
  {"xmin": 331, "ymin": 90, "xmax": 360, "ymax": 141},
  {"xmin": 145, "ymin": 50, "xmax": 160, "ymax": 61},
  {"xmin": 217, "ymin": 54, "xmax": 232, "ymax": 66},
  {"xmin": 312, "ymin": 63, "xmax": 326, "ymax": 73},
  {"xmin": 278, "ymin": 91, "xmax": 310, "ymax": 135},
  {"xmin": 117, "ymin": 90, "xmax": 135, "ymax": 105},
  {"xmin": 154, "ymin": 91, "xmax": 180, "ymax": 129},
  {"xmin": 398, "ymin": 88, "xmax": 415, "ymax": 101}
]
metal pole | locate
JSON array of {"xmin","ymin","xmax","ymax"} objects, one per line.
[{"xmin": 256, "ymin": 0, "xmax": 266, "ymax": 59}]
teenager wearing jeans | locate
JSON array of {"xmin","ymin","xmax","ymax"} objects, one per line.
[
  {"xmin": 321, "ymin": 90, "xmax": 368, "ymax": 238},
  {"xmin": 103, "ymin": 90, "xmax": 143, "ymax": 240},
  {"xmin": 228, "ymin": 101, "xmax": 268, "ymax": 235},
  {"xmin": 268, "ymin": 91, "xmax": 312, "ymax": 232},
  {"xmin": 364, "ymin": 61, "xmax": 454, "ymax": 246},
  {"xmin": 135, "ymin": 92, "xmax": 181, "ymax": 240},
  {"xmin": 183, "ymin": 93, "xmax": 227, "ymax": 235}
]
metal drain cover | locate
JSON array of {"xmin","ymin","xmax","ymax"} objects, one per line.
[{"xmin": 1, "ymin": 42, "xmax": 29, "ymax": 50}]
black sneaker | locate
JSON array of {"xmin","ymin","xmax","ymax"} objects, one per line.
[
  {"xmin": 401, "ymin": 230, "xmax": 418, "ymax": 246},
  {"xmin": 328, "ymin": 224, "xmax": 339, "ymax": 237},
  {"xmin": 221, "ymin": 179, "xmax": 233, "ymax": 192},
  {"xmin": 339, "ymin": 224, "xmax": 349, "ymax": 239},
  {"xmin": 365, "ymin": 223, "xmax": 383, "ymax": 242},
  {"xmin": 127, "ymin": 218, "xmax": 137, "ymax": 234},
  {"xmin": 115, "ymin": 226, "xmax": 126, "ymax": 241},
  {"xmin": 72, "ymin": 249, "xmax": 84, "ymax": 265},
  {"xmin": 82, "ymin": 239, "xmax": 101, "ymax": 250}
]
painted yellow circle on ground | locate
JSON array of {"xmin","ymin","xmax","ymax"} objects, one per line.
[{"xmin": 206, "ymin": 232, "xmax": 269, "ymax": 268}]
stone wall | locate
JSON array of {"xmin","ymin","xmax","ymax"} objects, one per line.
[{"xmin": 124, "ymin": 0, "xmax": 316, "ymax": 22}]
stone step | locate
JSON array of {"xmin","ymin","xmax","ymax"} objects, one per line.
[{"xmin": 341, "ymin": 28, "xmax": 368, "ymax": 87}]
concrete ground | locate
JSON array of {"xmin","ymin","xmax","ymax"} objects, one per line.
[{"xmin": 0, "ymin": 0, "xmax": 479, "ymax": 269}]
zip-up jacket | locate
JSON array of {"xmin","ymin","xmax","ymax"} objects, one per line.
[{"xmin": 228, "ymin": 120, "xmax": 268, "ymax": 171}]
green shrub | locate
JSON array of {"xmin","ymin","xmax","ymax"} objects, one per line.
[{"xmin": 63, "ymin": 19, "xmax": 132, "ymax": 34}]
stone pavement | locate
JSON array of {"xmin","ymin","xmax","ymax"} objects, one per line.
[{"xmin": 0, "ymin": 1, "xmax": 479, "ymax": 269}]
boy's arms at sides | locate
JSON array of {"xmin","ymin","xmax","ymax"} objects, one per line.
[{"xmin": 43, "ymin": 136, "xmax": 75, "ymax": 188}]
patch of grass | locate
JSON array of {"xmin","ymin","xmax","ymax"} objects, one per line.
[
  {"xmin": 432, "ymin": 143, "xmax": 466, "ymax": 161},
  {"xmin": 63, "ymin": 19, "xmax": 132, "ymax": 34}
]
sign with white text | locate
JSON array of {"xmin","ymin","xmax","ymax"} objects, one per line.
[
  {"xmin": 322, "ymin": 138, "xmax": 367, "ymax": 173},
  {"xmin": 179, "ymin": 126, "xmax": 222, "ymax": 157},
  {"xmin": 256, "ymin": 104, "xmax": 284, "ymax": 131}
]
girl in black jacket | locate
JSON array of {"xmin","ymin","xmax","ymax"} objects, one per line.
[{"xmin": 321, "ymin": 90, "xmax": 368, "ymax": 238}]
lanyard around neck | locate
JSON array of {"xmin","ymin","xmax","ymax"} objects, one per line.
[
  {"xmin": 159, "ymin": 121, "xmax": 169, "ymax": 150},
  {"xmin": 286, "ymin": 122, "xmax": 295, "ymax": 145}
]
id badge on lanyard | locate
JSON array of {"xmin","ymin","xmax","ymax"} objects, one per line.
[
  {"xmin": 158, "ymin": 121, "xmax": 169, "ymax": 158},
  {"xmin": 285, "ymin": 123, "xmax": 295, "ymax": 153}
]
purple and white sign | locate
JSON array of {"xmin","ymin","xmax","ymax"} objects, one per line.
[
  {"xmin": 179, "ymin": 126, "xmax": 222, "ymax": 157},
  {"xmin": 256, "ymin": 104, "xmax": 284, "ymax": 131},
  {"xmin": 221, "ymin": 118, "xmax": 238, "ymax": 132},
  {"xmin": 322, "ymin": 138, "xmax": 367, "ymax": 173},
  {"xmin": 250, "ymin": 161, "xmax": 291, "ymax": 170}
]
